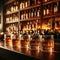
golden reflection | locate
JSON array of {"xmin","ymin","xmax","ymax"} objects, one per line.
[
  {"xmin": 6, "ymin": 37, "xmax": 13, "ymax": 49},
  {"xmin": 31, "ymin": 50, "xmax": 40, "ymax": 57},
  {"xmin": 42, "ymin": 24, "xmax": 51, "ymax": 30},
  {"xmin": 21, "ymin": 48, "xmax": 30, "ymax": 55}
]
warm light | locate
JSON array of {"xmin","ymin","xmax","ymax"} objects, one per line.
[
  {"xmin": 42, "ymin": 25, "xmax": 50, "ymax": 30},
  {"xmin": 0, "ymin": 32, "xmax": 4, "ymax": 35},
  {"xmin": 49, "ymin": 47, "xmax": 53, "ymax": 55},
  {"xmin": 28, "ymin": 35, "xmax": 30, "ymax": 39}
]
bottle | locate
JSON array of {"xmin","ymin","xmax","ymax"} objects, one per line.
[
  {"xmin": 48, "ymin": 5, "xmax": 52, "ymax": 15},
  {"xmin": 15, "ymin": 5, "xmax": 18, "ymax": 11},
  {"xmin": 25, "ymin": 1, "xmax": 28, "ymax": 7},
  {"xmin": 24, "ymin": 11, "xmax": 26, "ymax": 19},
  {"xmin": 34, "ymin": 0, "xmax": 37, "ymax": 5},
  {"xmin": 31, "ymin": 9, "xmax": 34, "ymax": 18},
  {"xmin": 21, "ymin": 2, "xmax": 24, "ymax": 9},
  {"xmin": 27, "ymin": 22, "xmax": 29, "ymax": 30},
  {"xmin": 44, "ymin": 0, "xmax": 48, "ymax": 2},
  {"xmin": 43, "ymin": 7, "xmax": 46, "ymax": 16},
  {"xmin": 20, "ymin": 2, "xmax": 22, "ymax": 9},
  {"xmin": 6, "ymin": 5, "xmax": 10, "ymax": 14},
  {"xmin": 32, "ymin": 22, "xmax": 34, "ymax": 31},
  {"xmin": 47, "ymin": 6, "xmax": 49, "ymax": 15},
  {"xmin": 21, "ymin": 12, "xmax": 24, "ymax": 19},
  {"xmin": 29, "ymin": 22, "xmax": 32, "ymax": 30},
  {"xmin": 37, "ymin": 0, "xmax": 40, "ymax": 4},
  {"xmin": 34, "ymin": 8, "xmax": 37, "ymax": 17},
  {"xmin": 26, "ymin": 10, "xmax": 28, "ymax": 19},
  {"xmin": 27, "ymin": 0, "xmax": 30, "ymax": 7},
  {"xmin": 28, "ymin": 10, "xmax": 31, "ymax": 18},
  {"xmin": 54, "ymin": 4, "xmax": 58, "ymax": 14},
  {"xmin": 37, "ymin": 7, "xmax": 40, "ymax": 17},
  {"xmin": 11, "ymin": 6, "xmax": 14, "ymax": 12},
  {"xmin": 31, "ymin": 0, "xmax": 35, "ymax": 5}
]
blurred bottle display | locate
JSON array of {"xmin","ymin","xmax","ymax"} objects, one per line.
[
  {"xmin": 54, "ymin": 2, "xmax": 58, "ymax": 14},
  {"xmin": 21, "ymin": 33, "xmax": 30, "ymax": 48}
]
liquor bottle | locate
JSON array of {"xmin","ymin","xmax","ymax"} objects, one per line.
[
  {"xmin": 11, "ymin": 6, "xmax": 14, "ymax": 12},
  {"xmin": 37, "ymin": 7, "xmax": 40, "ymax": 17},
  {"xmin": 15, "ymin": 5, "xmax": 18, "ymax": 11},
  {"xmin": 32, "ymin": 22, "xmax": 35, "ymax": 31},
  {"xmin": 23, "ymin": 2, "xmax": 25, "ymax": 9},
  {"xmin": 34, "ymin": 8, "xmax": 37, "ymax": 17},
  {"xmin": 23, "ymin": 11, "xmax": 26, "ymax": 19},
  {"xmin": 31, "ymin": 9, "xmax": 34, "ymax": 18},
  {"xmin": 30, "ymin": 0, "xmax": 35, "ymax": 6},
  {"xmin": 20, "ymin": 2, "xmax": 24, "ymax": 9},
  {"xmin": 27, "ymin": 22, "xmax": 29, "ymax": 30},
  {"xmin": 37, "ymin": 0, "xmax": 40, "ymax": 4},
  {"xmin": 44, "ymin": 0, "xmax": 48, "ymax": 2},
  {"xmin": 54, "ymin": 4, "xmax": 58, "ymax": 14},
  {"xmin": 7, "ymin": 5, "xmax": 11, "ymax": 14},
  {"xmin": 25, "ymin": 1, "xmax": 28, "ymax": 7},
  {"xmin": 26, "ymin": 10, "xmax": 28, "ymax": 19},
  {"xmin": 48, "ymin": 5, "xmax": 52, "ymax": 15},
  {"xmin": 10, "ymin": 15, "xmax": 12, "ymax": 22},
  {"xmin": 43, "ymin": 7, "xmax": 46, "ymax": 16},
  {"xmin": 6, "ymin": 17, "xmax": 9, "ymax": 23},
  {"xmin": 25, "ymin": 24, "xmax": 27, "ymax": 31},
  {"xmin": 20, "ymin": 2, "xmax": 22, "ymax": 9},
  {"xmin": 21, "ymin": 12, "xmax": 24, "ymax": 19},
  {"xmin": 28, "ymin": 10, "xmax": 31, "ymax": 18},
  {"xmin": 34, "ymin": 0, "xmax": 37, "ymax": 5},
  {"xmin": 29, "ymin": 22, "xmax": 32, "ymax": 30},
  {"xmin": 46, "ymin": 6, "xmax": 49, "ymax": 15}
]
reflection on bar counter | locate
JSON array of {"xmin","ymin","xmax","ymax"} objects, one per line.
[
  {"xmin": 0, "ymin": 29, "xmax": 60, "ymax": 57},
  {"xmin": 1, "ymin": 29, "xmax": 55, "ymax": 52}
]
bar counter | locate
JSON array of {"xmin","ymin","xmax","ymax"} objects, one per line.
[{"xmin": 0, "ymin": 43, "xmax": 60, "ymax": 60}]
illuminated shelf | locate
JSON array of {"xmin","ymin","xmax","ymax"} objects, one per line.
[
  {"xmin": 4, "ymin": 0, "xmax": 15, "ymax": 5},
  {"xmin": 20, "ymin": 17, "xmax": 40, "ymax": 22},
  {"xmin": 5, "ymin": 10, "xmax": 19, "ymax": 16},
  {"xmin": 20, "ymin": 4, "xmax": 40, "ymax": 11},
  {"xmin": 6, "ymin": 21, "xmax": 18, "ymax": 24}
]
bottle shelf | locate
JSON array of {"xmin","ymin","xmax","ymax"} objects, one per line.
[
  {"xmin": 5, "ymin": 10, "xmax": 19, "ymax": 16},
  {"xmin": 5, "ymin": 4, "xmax": 40, "ymax": 16},
  {"xmin": 6, "ymin": 21, "xmax": 19, "ymax": 24},
  {"xmin": 53, "ymin": 0, "xmax": 60, "ymax": 3},
  {"xmin": 43, "ymin": 13, "xmax": 60, "ymax": 19},
  {"xmin": 20, "ymin": 4, "xmax": 40, "ymax": 11},
  {"xmin": 42, "ymin": 0, "xmax": 60, "ymax": 6},
  {"xmin": 42, "ymin": 1, "xmax": 53, "ymax": 5},
  {"xmin": 3, "ymin": 0, "xmax": 60, "ymax": 33},
  {"xmin": 20, "ymin": 17, "xmax": 40, "ymax": 22},
  {"xmin": 4, "ymin": 0, "xmax": 15, "ymax": 5},
  {"xmin": 43, "ymin": 15, "xmax": 52, "ymax": 19},
  {"xmin": 52, "ymin": 14, "xmax": 60, "ymax": 17}
]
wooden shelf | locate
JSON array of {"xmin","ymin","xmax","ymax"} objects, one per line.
[
  {"xmin": 5, "ymin": 10, "xmax": 19, "ymax": 16},
  {"xmin": 20, "ymin": 17, "xmax": 40, "ymax": 22},
  {"xmin": 6, "ymin": 21, "xmax": 18, "ymax": 24},
  {"xmin": 20, "ymin": 4, "xmax": 40, "ymax": 11},
  {"xmin": 42, "ymin": 1, "xmax": 53, "ymax": 5},
  {"xmin": 5, "ymin": 4, "xmax": 40, "ymax": 16},
  {"xmin": 52, "ymin": 13, "xmax": 60, "ymax": 17},
  {"xmin": 4, "ymin": 0, "xmax": 15, "ymax": 5},
  {"xmin": 42, "ymin": 0, "xmax": 60, "ymax": 6},
  {"xmin": 53, "ymin": 0, "xmax": 60, "ymax": 3},
  {"xmin": 43, "ymin": 13, "xmax": 60, "ymax": 19},
  {"xmin": 43, "ymin": 15, "xmax": 52, "ymax": 19}
]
